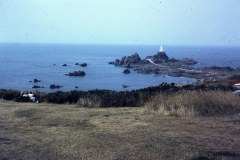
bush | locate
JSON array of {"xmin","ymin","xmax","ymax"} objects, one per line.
[
  {"xmin": 145, "ymin": 91, "xmax": 240, "ymax": 116},
  {"xmin": 0, "ymin": 89, "xmax": 20, "ymax": 101},
  {"xmin": 68, "ymin": 90, "xmax": 84, "ymax": 103},
  {"xmin": 43, "ymin": 91, "xmax": 70, "ymax": 104}
]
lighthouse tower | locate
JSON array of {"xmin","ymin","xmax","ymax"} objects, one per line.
[{"xmin": 159, "ymin": 44, "xmax": 164, "ymax": 52}]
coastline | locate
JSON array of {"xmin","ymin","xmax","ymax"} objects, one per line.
[
  {"xmin": 1, "ymin": 44, "xmax": 240, "ymax": 91},
  {"xmin": 1, "ymin": 75, "xmax": 239, "ymax": 107}
]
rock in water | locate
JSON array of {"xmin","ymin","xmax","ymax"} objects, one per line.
[
  {"xmin": 80, "ymin": 63, "xmax": 87, "ymax": 67},
  {"xmin": 123, "ymin": 69, "xmax": 131, "ymax": 74},
  {"xmin": 50, "ymin": 84, "xmax": 62, "ymax": 89},
  {"xmin": 148, "ymin": 52, "xmax": 169, "ymax": 63},
  {"xmin": 32, "ymin": 85, "xmax": 44, "ymax": 88},
  {"xmin": 33, "ymin": 78, "xmax": 41, "ymax": 83},
  {"xmin": 122, "ymin": 53, "xmax": 141, "ymax": 65},
  {"xmin": 111, "ymin": 53, "xmax": 141, "ymax": 66},
  {"xmin": 122, "ymin": 85, "xmax": 129, "ymax": 88},
  {"xmin": 68, "ymin": 71, "xmax": 86, "ymax": 77}
]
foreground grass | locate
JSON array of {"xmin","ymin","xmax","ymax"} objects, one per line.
[{"xmin": 0, "ymin": 100, "xmax": 240, "ymax": 160}]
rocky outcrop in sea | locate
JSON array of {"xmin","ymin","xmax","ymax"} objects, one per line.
[
  {"xmin": 33, "ymin": 78, "xmax": 41, "ymax": 83},
  {"xmin": 75, "ymin": 63, "xmax": 88, "ymax": 67},
  {"xmin": 50, "ymin": 84, "xmax": 63, "ymax": 89},
  {"xmin": 123, "ymin": 69, "xmax": 131, "ymax": 74},
  {"xmin": 110, "ymin": 53, "xmax": 141, "ymax": 66},
  {"xmin": 67, "ymin": 71, "xmax": 86, "ymax": 77},
  {"xmin": 32, "ymin": 85, "xmax": 44, "ymax": 89},
  {"xmin": 109, "ymin": 50, "xmax": 240, "ymax": 82},
  {"xmin": 80, "ymin": 63, "xmax": 87, "ymax": 67},
  {"xmin": 110, "ymin": 51, "xmax": 197, "ymax": 67}
]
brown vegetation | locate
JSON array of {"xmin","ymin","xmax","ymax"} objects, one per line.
[
  {"xmin": 0, "ymin": 100, "xmax": 240, "ymax": 159},
  {"xmin": 145, "ymin": 91, "xmax": 240, "ymax": 117}
]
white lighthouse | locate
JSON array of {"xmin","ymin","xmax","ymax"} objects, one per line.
[{"xmin": 159, "ymin": 44, "xmax": 164, "ymax": 52}]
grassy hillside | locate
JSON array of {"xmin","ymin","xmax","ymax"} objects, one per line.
[{"xmin": 0, "ymin": 100, "xmax": 240, "ymax": 160}]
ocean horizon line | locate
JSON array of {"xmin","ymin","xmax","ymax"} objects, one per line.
[{"xmin": 0, "ymin": 42, "xmax": 239, "ymax": 48}]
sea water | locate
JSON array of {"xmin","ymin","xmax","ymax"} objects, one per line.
[{"xmin": 0, "ymin": 43, "xmax": 239, "ymax": 91}]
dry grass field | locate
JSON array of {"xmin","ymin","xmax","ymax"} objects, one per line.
[
  {"xmin": 145, "ymin": 91, "xmax": 240, "ymax": 117},
  {"xmin": 0, "ymin": 99, "xmax": 240, "ymax": 160}
]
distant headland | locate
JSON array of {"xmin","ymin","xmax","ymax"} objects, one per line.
[{"xmin": 109, "ymin": 45, "xmax": 240, "ymax": 82}]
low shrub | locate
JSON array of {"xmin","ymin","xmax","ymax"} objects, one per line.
[
  {"xmin": 0, "ymin": 89, "xmax": 20, "ymax": 101},
  {"xmin": 43, "ymin": 91, "xmax": 70, "ymax": 104}
]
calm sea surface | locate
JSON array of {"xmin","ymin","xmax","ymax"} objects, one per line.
[{"xmin": 0, "ymin": 44, "xmax": 239, "ymax": 91}]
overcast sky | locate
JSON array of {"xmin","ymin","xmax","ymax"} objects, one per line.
[{"xmin": 0, "ymin": 0, "xmax": 240, "ymax": 46}]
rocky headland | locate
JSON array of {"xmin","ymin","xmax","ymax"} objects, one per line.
[{"xmin": 110, "ymin": 51, "xmax": 240, "ymax": 82}]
